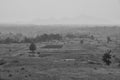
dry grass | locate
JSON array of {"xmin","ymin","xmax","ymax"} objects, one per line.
[{"xmin": 0, "ymin": 37, "xmax": 120, "ymax": 80}]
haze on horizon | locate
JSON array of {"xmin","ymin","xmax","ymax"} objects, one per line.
[{"xmin": 0, "ymin": 0, "xmax": 120, "ymax": 25}]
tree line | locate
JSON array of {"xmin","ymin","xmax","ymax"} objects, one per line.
[
  {"xmin": 0, "ymin": 32, "xmax": 113, "ymax": 44},
  {"xmin": 0, "ymin": 33, "xmax": 63, "ymax": 43}
]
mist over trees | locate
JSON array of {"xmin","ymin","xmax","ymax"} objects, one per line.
[
  {"xmin": 0, "ymin": 32, "xmax": 63, "ymax": 43},
  {"xmin": 0, "ymin": 32, "xmax": 94, "ymax": 44},
  {"xmin": 0, "ymin": 26, "xmax": 120, "ymax": 44}
]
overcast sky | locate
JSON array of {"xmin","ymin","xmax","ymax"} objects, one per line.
[{"xmin": 0, "ymin": 0, "xmax": 120, "ymax": 25}]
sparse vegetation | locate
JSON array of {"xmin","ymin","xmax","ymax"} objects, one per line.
[
  {"xmin": 0, "ymin": 26, "xmax": 120, "ymax": 80},
  {"xmin": 42, "ymin": 44, "xmax": 63, "ymax": 49}
]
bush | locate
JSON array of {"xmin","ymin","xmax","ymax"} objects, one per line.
[
  {"xmin": 8, "ymin": 74, "xmax": 12, "ymax": 77},
  {"xmin": 80, "ymin": 39, "xmax": 84, "ymax": 44},
  {"xmin": 107, "ymin": 36, "xmax": 111, "ymax": 43},
  {"xmin": 102, "ymin": 50, "xmax": 112, "ymax": 66},
  {"xmin": 29, "ymin": 42, "xmax": 36, "ymax": 53}
]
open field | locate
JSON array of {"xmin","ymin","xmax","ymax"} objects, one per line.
[
  {"xmin": 0, "ymin": 26, "xmax": 120, "ymax": 80},
  {"xmin": 0, "ymin": 0, "xmax": 120, "ymax": 79},
  {"xmin": 0, "ymin": 35, "xmax": 120, "ymax": 80}
]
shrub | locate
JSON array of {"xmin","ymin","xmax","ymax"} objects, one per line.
[
  {"xmin": 102, "ymin": 50, "xmax": 112, "ymax": 66},
  {"xmin": 80, "ymin": 39, "xmax": 84, "ymax": 44},
  {"xmin": 107, "ymin": 36, "xmax": 111, "ymax": 43},
  {"xmin": 91, "ymin": 35, "xmax": 94, "ymax": 40},
  {"xmin": 8, "ymin": 74, "xmax": 12, "ymax": 77},
  {"xmin": 29, "ymin": 42, "xmax": 36, "ymax": 53}
]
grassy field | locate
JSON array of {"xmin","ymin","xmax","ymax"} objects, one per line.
[{"xmin": 0, "ymin": 37, "xmax": 120, "ymax": 80}]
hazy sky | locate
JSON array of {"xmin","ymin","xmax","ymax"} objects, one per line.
[{"xmin": 0, "ymin": 0, "xmax": 120, "ymax": 25}]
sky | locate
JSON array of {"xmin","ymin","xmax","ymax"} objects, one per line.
[{"xmin": 0, "ymin": 0, "xmax": 120, "ymax": 25}]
